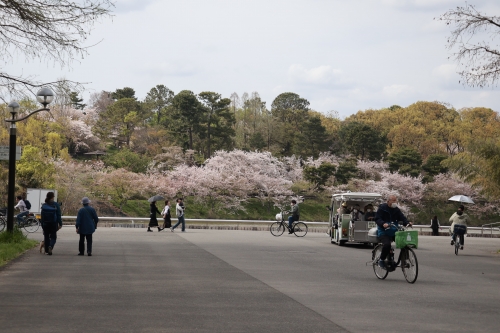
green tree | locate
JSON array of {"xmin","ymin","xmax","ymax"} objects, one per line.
[
  {"xmin": 387, "ymin": 147, "xmax": 422, "ymax": 177},
  {"xmin": 103, "ymin": 149, "xmax": 150, "ymax": 173},
  {"xmin": 249, "ymin": 132, "xmax": 266, "ymax": 150},
  {"xmin": 16, "ymin": 146, "xmax": 56, "ymax": 189},
  {"xmin": 112, "ymin": 87, "xmax": 136, "ymax": 100},
  {"xmin": 338, "ymin": 121, "xmax": 386, "ymax": 161},
  {"xmin": 69, "ymin": 91, "xmax": 86, "ymax": 110},
  {"xmin": 296, "ymin": 116, "xmax": 331, "ymax": 158},
  {"xmin": 198, "ymin": 91, "xmax": 235, "ymax": 158},
  {"xmin": 170, "ymin": 90, "xmax": 205, "ymax": 150},
  {"xmin": 271, "ymin": 92, "xmax": 310, "ymax": 123},
  {"xmin": 93, "ymin": 98, "xmax": 148, "ymax": 148},
  {"xmin": 145, "ymin": 84, "xmax": 174, "ymax": 124},
  {"xmin": 422, "ymin": 154, "xmax": 448, "ymax": 175},
  {"xmin": 303, "ymin": 163, "xmax": 336, "ymax": 190},
  {"xmin": 334, "ymin": 160, "xmax": 358, "ymax": 185}
]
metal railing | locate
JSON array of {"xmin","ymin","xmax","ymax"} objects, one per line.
[
  {"xmin": 481, "ymin": 222, "xmax": 500, "ymax": 238},
  {"xmin": 57, "ymin": 216, "xmax": 500, "ymax": 236}
]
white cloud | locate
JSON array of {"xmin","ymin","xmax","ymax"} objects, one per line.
[
  {"xmin": 288, "ymin": 64, "xmax": 352, "ymax": 89},
  {"xmin": 382, "ymin": 84, "xmax": 415, "ymax": 97}
]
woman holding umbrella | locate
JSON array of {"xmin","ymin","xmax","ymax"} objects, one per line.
[{"xmin": 148, "ymin": 195, "xmax": 164, "ymax": 232}]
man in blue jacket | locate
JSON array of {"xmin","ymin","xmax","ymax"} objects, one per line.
[
  {"xmin": 75, "ymin": 197, "xmax": 99, "ymax": 256},
  {"xmin": 375, "ymin": 195, "xmax": 412, "ymax": 268}
]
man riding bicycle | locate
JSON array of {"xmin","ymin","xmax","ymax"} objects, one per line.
[
  {"xmin": 288, "ymin": 200, "xmax": 300, "ymax": 234},
  {"xmin": 375, "ymin": 195, "xmax": 412, "ymax": 269},
  {"xmin": 449, "ymin": 205, "xmax": 469, "ymax": 250}
]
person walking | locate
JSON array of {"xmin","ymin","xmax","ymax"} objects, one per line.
[
  {"xmin": 171, "ymin": 198, "xmax": 185, "ymax": 232},
  {"xmin": 161, "ymin": 200, "xmax": 172, "ymax": 230},
  {"xmin": 75, "ymin": 197, "xmax": 99, "ymax": 256},
  {"xmin": 430, "ymin": 215, "xmax": 440, "ymax": 236},
  {"xmin": 40, "ymin": 192, "xmax": 62, "ymax": 255},
  {"xmin": 148, "ymin": 200, "xmax": 162, "ymax": 232}
]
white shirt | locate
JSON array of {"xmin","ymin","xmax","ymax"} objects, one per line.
[
  {"xmin": 15, "ymin": 200, "xmax": 27, "ymax": 212},
  {"xmin": 161, "ymin": 205, "xmax": 170, "ymax": 216},
  {"xmin": 176, "ymin": 203, "xmax": 184, "ymax": 217}
]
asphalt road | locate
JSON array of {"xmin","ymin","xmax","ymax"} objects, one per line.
[{"xmin": 0, "ymin": 227, "xmax": 499, "ymax": 333}]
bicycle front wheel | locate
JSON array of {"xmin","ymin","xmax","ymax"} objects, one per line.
[
  {"xmin": 372, "ymin": 244, "xmax": 389, "ymax": 279},
  {"xmin": 0, "ymin": 217, "xmax": 5, "ymax": 232},
  {"xmin": 23, "ymin": 218, "xmax": 40, "ymax": 233},
  {"xmin": 270, "ymin": 222, "xmax": 285, "ymax": 236},
  {"xmin": 293, "ymin": 222, "xmax": 308, "ymax": 237},
  {"xmin": 455, "ymin": 239, "xmax": 460, "ymax": 255},
  {"xmin": 401, "ymin": 247, "xmax": 418, "ymax": 284}
]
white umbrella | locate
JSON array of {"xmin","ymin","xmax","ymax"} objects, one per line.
[{"xmin": 448, "ymin": 195, "xmax": 474, "ymax": 204}]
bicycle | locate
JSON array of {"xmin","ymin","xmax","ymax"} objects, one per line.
[
  {"xmin": 17, "ymin": 213, "xmax": 41, "ymax": 233},
  {"xmin": 370, "ymin": 223, "xmax": 419, "ymax": 284},
  {"xmin": 0, "ymin": 215, "xmax": 5, "ymax": 232},
  {"xmin": 270, "ymin": 210, "xmax": 308, "ymax": 237},
  {"xmin": 451, "ymin": 225, "xmax": 466, "ymax": 255}
]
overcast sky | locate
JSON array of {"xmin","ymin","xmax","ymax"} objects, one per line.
[{"xmin": 8, "ymin": 0, "xmax": 500, "ymax": 118}]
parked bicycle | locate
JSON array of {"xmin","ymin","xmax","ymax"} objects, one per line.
[
  {"xmin": 369, "ymin": 223, "xmax": 419, "ymax": 283},
  {"xmin": 270, "ymin": 209, "xmax": 308, "ymax": 237},
  {"xmin": 0, "ymin": 215, "xmax": 5, "ymax": 232}
]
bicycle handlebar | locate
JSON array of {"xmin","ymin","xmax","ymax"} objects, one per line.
[{"xmin": 385, "ymin": 222, "xmax": 412, "ymax": 231}]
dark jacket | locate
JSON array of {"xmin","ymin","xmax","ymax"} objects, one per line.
[
  {"xmin": 41, "ymin": 201, "xmax": 62, "ymax": 228},
  {"xmin": 375, "ymin": 203, "xmax": 409, "ymax": 237},
  {"xmin": 76, "ymin": 204, "xmax": 99, "ymax": 235},
  {"xmin": 149, "ymin": 203, "xmax": 161, "ymax": 227}
]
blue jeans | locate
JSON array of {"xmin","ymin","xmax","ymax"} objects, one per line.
[
  {"xmin": 288, "ymin": 216, "xmax": 298, "ymax": 229},
  {"xmin": 16, "ymin": 211, "xmax": 29, "ymax": 225},
  {"xmin": 173, "ymin": 215, "xmax": 185, "ymax": 231}
]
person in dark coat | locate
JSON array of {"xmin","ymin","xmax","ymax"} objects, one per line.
[
  {"xmin": 161, "ymin": 200, "xmax": 171, "ymax": 229},
  {"xmin": 41, "ymin": 192, "xmax": 62, "ymax": 255},
  {"xmin": 75, "ymin": 197, "xmax": 99, "ymax": 256},
  {"xmin": 148, "ymin": 201, "xmax": 162, "ymax": 232},
  {"xmin": 430, "ymin": 215, "xmax": 440, "ymax": 236},
  {"xmin": 375, "ymin": 195, "xmax": 412, "ymax": 269}
]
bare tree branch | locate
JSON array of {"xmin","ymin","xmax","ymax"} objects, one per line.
[
  {"xmin": 0, "ymin": 0, "xmax": 114, "ymax": 100},
  {"xmin": 437, "ymin": 3, "xmax": 500, "ymax": 88}
]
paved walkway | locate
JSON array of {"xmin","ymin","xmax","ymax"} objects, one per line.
[{"xmin": 0, "ymin": 227, "xmax": 499, "ymax": 332}]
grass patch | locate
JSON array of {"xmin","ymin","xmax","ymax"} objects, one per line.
[
  {"xmin": 0, "ymin": 228, "xmax": 38, "ymax": 267},
  {"xmin": 122, "ymin": 197, "xmax": 331, "ymax": 222}
]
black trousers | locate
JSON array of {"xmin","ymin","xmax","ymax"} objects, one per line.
[
  {"xmin": 379, "ymin": 235, "xmax": 395, "ymax": 260},
  {"xmin": 79, "ymin": 234, "xmax": 93, "ymax": 254},
  {"xmin": 431, "ymin": 227, "xmax": 439, "ymax": 236}
]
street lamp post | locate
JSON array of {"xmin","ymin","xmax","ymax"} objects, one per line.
[{"xmin": 5, "ymin": 88, "xmax": 54, "ymax": 232}]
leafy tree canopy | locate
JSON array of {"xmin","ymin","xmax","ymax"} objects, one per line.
[{"xmin": 387, "ymin": 147, "xmax": 422, "ymax": 178}]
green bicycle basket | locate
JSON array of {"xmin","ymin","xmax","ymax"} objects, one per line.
[{"xmin": 395, "ymin": 230, "xmax": 418, "ymax": 249}]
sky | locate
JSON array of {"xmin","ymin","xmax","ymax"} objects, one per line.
[{"xmin": 6, "ymin": 0, "xmax": 500, "ymax": 118}]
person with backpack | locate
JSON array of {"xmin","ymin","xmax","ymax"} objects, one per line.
[
  {"xmin": 14, "ymin": 195, "xmax": 29, "ymax": 227},
  {"xmin": 75, "ymin": 197, "xmax": 99, "ymax": 256},
  {"xmin": 40, "ymin": 192, "xmax": 62, "ymax": 255}
]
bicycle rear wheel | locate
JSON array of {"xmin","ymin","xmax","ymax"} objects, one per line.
[
  {"xmin": 293, "ymin": 222, "xmax": 308, "ymax": 237},
  {"xmin": 372, "ymin": 244, "xmax": 388, "ymax": 280},
  {"xmin": 0, "ymin": 217, "xmax": 5, "ymax": 232},
  {"xmin": 23, "ymin": 217, "xmax": 40, "ymax": 233},
  {"xmin": 455, "ymin": 238, "xmax": 459, "ymax": 255},
  {"xmin": 401, "ymin": 247, "xmax": 418, "ymax": 284},
  {"xmin": 270, "ymin": 222, "xmax": 285, "ymax": 236}
]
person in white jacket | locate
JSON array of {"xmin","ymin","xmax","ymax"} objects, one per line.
[
  {"xmin": 171, "ymin": 198, "xmax": 185, "ymax": 232},
  {"xmin": 449, "ymin": 205, "xmax": 470, "ymax": 249}
]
